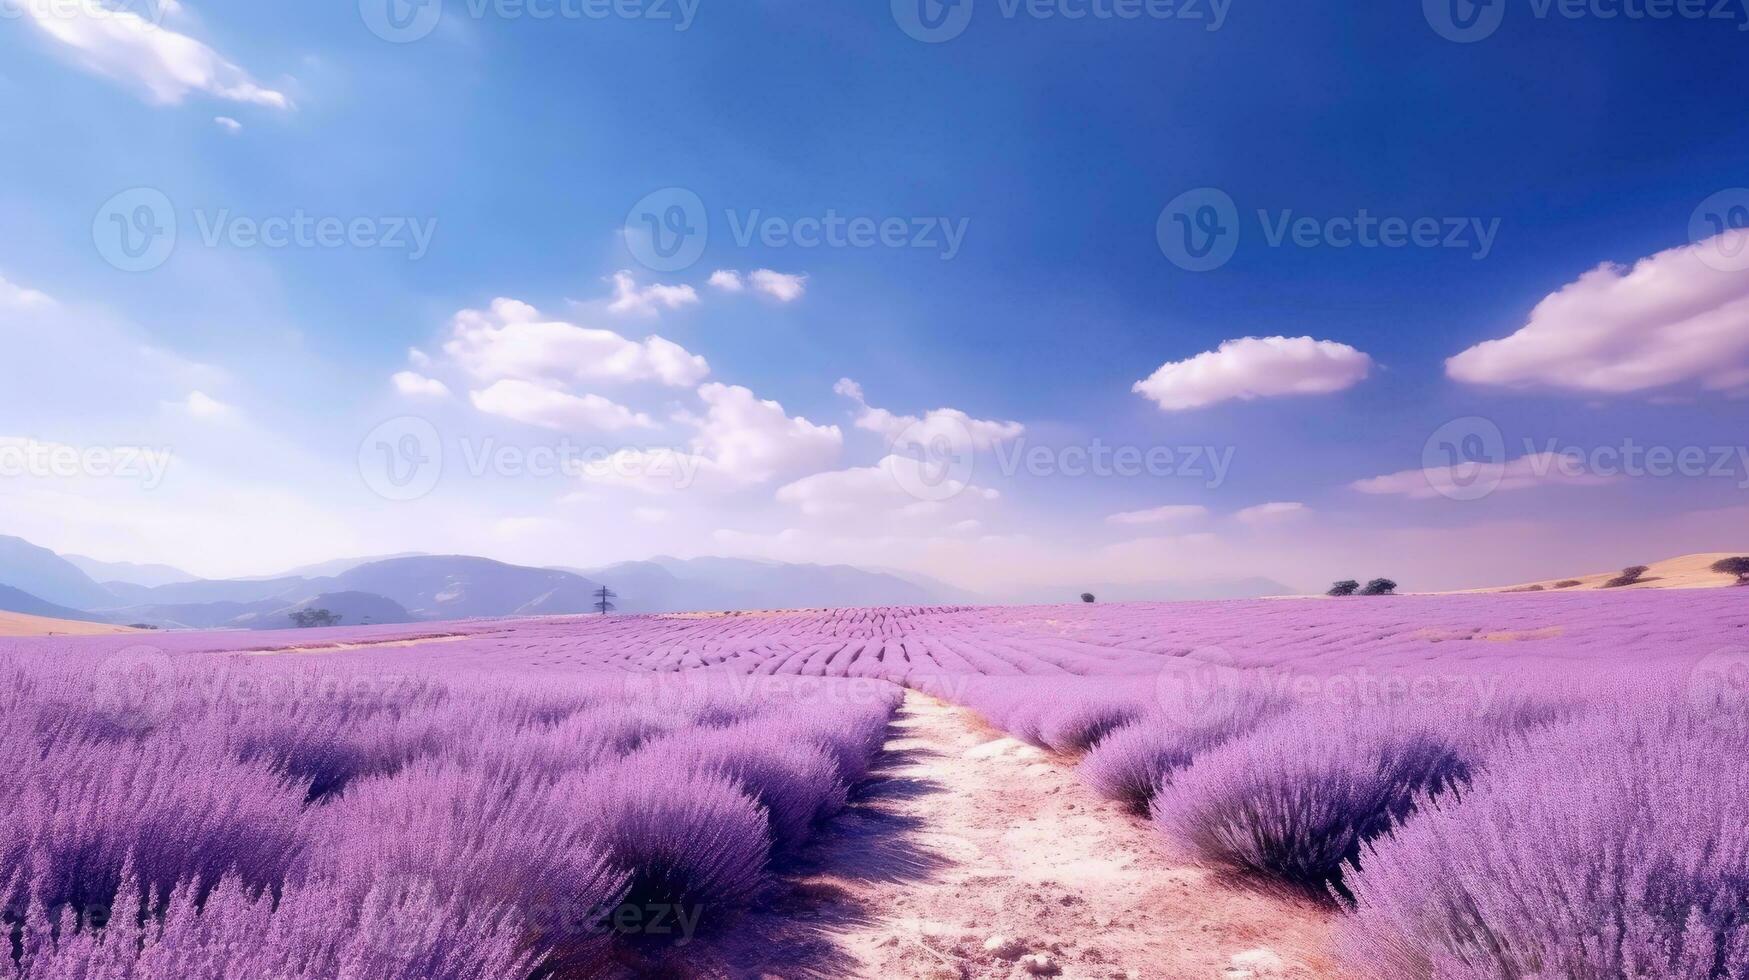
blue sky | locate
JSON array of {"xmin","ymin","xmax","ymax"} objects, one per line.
[{"xmin": 1, "ymin": 0, "xmax": 1746, "ymax": 592}]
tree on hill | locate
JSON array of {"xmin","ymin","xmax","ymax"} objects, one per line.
[
  {"xmin": 290, "ymin": 608, "xmax": 341, "ymax": 628},
  {"xmin": 1360, "ymin": 578, "xmax": 1398, "ymax": 596},
  {"xmin": 594, "ymin": 586, "xmax": 617, "ymax": 615},
  {"xmin": 1603, "ymin": 565, "xmax": 1650, "ymax": 589},
  {"xmin": 1080, "ymin": 593, "xmax": 1096, "ymax": 604},
  {"xmin": 1712, "ymin": 557, "xmax": 1749, "ymax": 585},
  {"xmin": 1328, "ymin": 580, "xmax": 1360, "ymax": 597}
]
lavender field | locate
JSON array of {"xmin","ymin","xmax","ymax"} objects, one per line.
[{"xmin": 3, "ymin": 589, "xmax": 1746, "ymax": 978}]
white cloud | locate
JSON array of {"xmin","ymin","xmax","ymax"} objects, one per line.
[
  {"xmin": 469, "ymin": 379, "xmax": 654, "ymax": 432},
  {"xmin": 1106, "ymin": 504, "xmax": 1209, "ymax": 526},
  {"xmin": 688, "ymin": 382, "xmax": 842, "ymax": 483},
  {"xmin": 1352, "ymin": 452, "xmax": 1619, "ymax": 499},
  {"xmin": 213, "ymin": 115, "xmax": 241, "ymax": 133},
  {"xmin": 1446, "ymin": 232, "xmax": 1749, "ymax": 396},
  {"xmin": 1133, "ymin": 336, "xmax": 1373, "ymax": 411},
  {"xmin": 578, "ymin": 383, "xmax": 841, "ymax": 493},
  {"xmin": 391, "ymin": 371, "xmax": 450, "ymax": 399},
  {"xmin": 750, "ymin": 269, "xmax": 807, "ymax": 302},
  {"xmin": 182, "ymin": 390, "xmax": 231, "ymax": 418},
  {"xmin": 605, "ymin": 270, "xmax": 700, "ymax": 318},
  {"xmin": 0, "ymin": 275, "xmax": 54, "ymax": 310},
  {"xmin": 17, "ymin": 0, "xmax": 290, "ymax": 108},
  {"xmin": 443, "ymin": 298, "xmax": 709, "ymax": 388},
  {"xmin": 708, "ymin": 270, "xmax": 745, "ymax": 292},
  {"xmin": 1234, "ymin": 501, "xmax": 1309, "ymax": 524},
  {"xmin": 835, "ymin": 378, "xmax": 1024, "ymax": 452},
  {"xmin": 776, "ymin": 454, "xmax": 998, "ymax": 518}
]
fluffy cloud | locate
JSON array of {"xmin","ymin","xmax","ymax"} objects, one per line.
[
  {"xmin": 1352, "ymin": 452, "xmax": 1619, "ymax": 499},
  {"xmin": 750, "ymin": 269, "xmax": 807, "ymax": 302},
  {"xmin": 181, "ymin": 390, "xmax": 231, "ymax": 418},
  {"xmin": 391, "ymin": 371, "xmax": 450, "ymax": 399},
  {"xmin": 0, "ymin": 275, "xmax": 55, "ymax": 310},
  {"xmin": 1234, "ymin": 501, "xmax": 1309, "ymax": 524},
  {"xmin": 1446, "ymin": 233, "xmax": 1749, "ymax": 395},
  {"xmin": 605, "ymin": 270, "xmax": 700, "ymax": 318},
  {"xmin": 835, "ymin": 378, "xmax": 1024, "ymax": 453},
  {"xmin": 213, "ymin": 115, "xmax": 241, "ymax": 133},
  {"xmin": 776, "ymin": 454, "xmax": 998, "ymax": 518},
  {"xmin": 1133, "ymin": 336, "xmax": 1373, "ymax": 411},
  {"xmin": 469, "ymin": 379, "xmax": 654, "ymax": 432},
  {"xmin": 708, "ymin": 269, "xmax": 806, "ymax": 301},
  {"xmin": 17, "ymin": 0, "xmax": 290, "ymax": 108},
  {"xmin": 577, "ymin": 383, "xmax": 841, "ymax": 493},
  {"xmin": 443, "ymin": 298, "xmax": 709, "ymax": 388},
  {"xmin": 1106, "ymin": 504, "xmax": 1209, "ymax": 526}
]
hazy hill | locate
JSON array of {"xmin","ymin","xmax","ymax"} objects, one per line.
[{"xmin": 0, "ymin": 536, "xmax": 118, "ymax": 609}]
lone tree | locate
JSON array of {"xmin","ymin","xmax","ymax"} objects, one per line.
[
  {"xmin": 593, "ymin": 586, "xmax": 617, "ymax": 615},
  {"xmin": 1360, "ymin": 578, "xmax": 1398, "ymax": 596},
  {"xmin": 1604, "ymin": 565, "xmax": 1651, "ymax": 589},
  {"xmin": 290, "ymin": 608, "xmax": 341, "ymax": 628},
  {"xmin": 1327, "ymin": 580, "xmax": 1360, "ymax": 597},
  {"xmin": 1080, "ymin": 593, "xmax": 1096, "ymax": 604},
  {"xmin": 1712, "ymin": 556, "xmax": 1749, "ymax": 585}
]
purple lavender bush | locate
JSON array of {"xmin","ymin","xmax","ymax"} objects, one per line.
[
  {"xmin": 1151, "ymin": 706, "xmax": 1474, "ymax": 899},
  {"xmin": 1343, "ymin": 702, "xmax": 1749, "ymax": 979}
]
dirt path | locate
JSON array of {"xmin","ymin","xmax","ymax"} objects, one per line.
[{"xmin": 688, "ymin": 691, "xmax": 1343, "ymax": 979}]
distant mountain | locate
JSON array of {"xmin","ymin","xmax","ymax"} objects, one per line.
[
  {"xmin": 0, "ymin": 536, "xmax": 118, "ymax": 610},
  {"xmin": 565, "ymin": 555, "xmax": 960, "ymax": 612},
  {"xmin": 0, "ymin": 584, "xmax": 111, "ymax": 624},
  {"xmin": 61, "ymin": 554, "xmax": 198, "ymax": 589},
  {"xmin": 97, "ymin": 576, "xmax": 311, "ymax": 609},
  {"xmin": 234, "ymin": 591, "xmax": 416, "ymax": 630},
  {"xmin": 238, "ymin": 553, "xmax": 430, "ymax": 581},
  {"xmin": 333, "ymin": 556, "xmax": 604, "ymax": 619}
]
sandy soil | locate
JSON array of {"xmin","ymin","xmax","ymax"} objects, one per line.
[
  {"xmin": 1468, "ymin": 552, "xmax": 1749, "ymax": 593},
  {"xmin": 0, "ymin": 611, "xmax": 139, "ymax": 637},
  {"xmin": 681, "ymin": 692, "xmax": 1342, "ymax": 980},
  {"xmin": 244, "ymin": 633, "xmax": 471, "ymax": 655}
]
